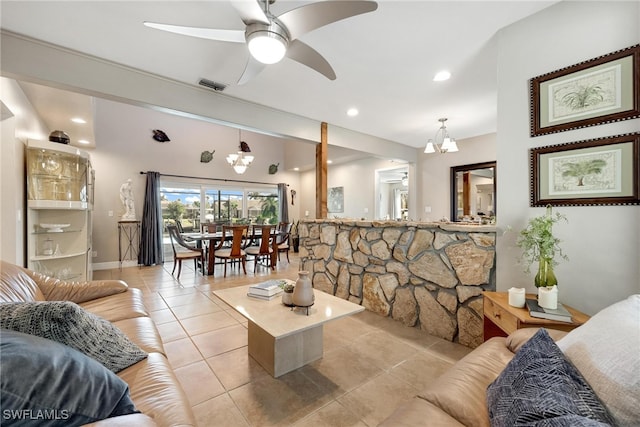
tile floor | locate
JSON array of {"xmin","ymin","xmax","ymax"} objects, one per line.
[{"xmin": 94, "ymin": 253, "xmax": 472, "ymax": 426}]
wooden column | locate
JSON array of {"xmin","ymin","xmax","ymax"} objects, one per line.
[
  {"xmin": 463, "ymin": 171, "xmax": 471, "ymax": 216},
  {"xmin": 316, "ymin": 122, "xmax": 328, "ymax": 218}
]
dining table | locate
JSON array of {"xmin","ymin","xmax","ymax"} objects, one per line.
[{"xmin": 181, "ymin": 228, "xmax": 281, "ymax": 275}]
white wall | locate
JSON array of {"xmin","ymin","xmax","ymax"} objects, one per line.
[
  {"xmin": 0, "ymin": 78, "xmax": 49, "ymax": 265},
  {"xmin": 496, "ymin": 1, "xmax": 640, "ymax": 314},
  {"xmin": 0, "ymin": 116, "xmax": 23, "ymax": 264},
  {"xmin": 297, "ymin": 157, "xmax": 416, "ymax": 221},
  {"xmin": 417, "ymin": 133, "xmax": 496, "ymax": 222}
]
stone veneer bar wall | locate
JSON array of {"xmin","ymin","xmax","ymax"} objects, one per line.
[{"xmin": 298, "ymin": 219, "xmax": 496, "ymax": 348}]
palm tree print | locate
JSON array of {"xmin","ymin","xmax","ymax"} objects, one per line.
[
  {"xmin": 561, "ymin": 159, "xmax": 607, "ymax": 186},
  {"xmin": 561, "ymin": 84, "xmax": 605, "ymax": 110}
]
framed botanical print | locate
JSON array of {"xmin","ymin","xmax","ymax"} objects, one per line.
[
  {"xmin": 530, "ymin": 45, "xmax": 639, "ymax": 137},
  {"xmin": 328, "ymin": 186, "xmax": 344, "ymax": 213},
  {"xmin": 530, "ymin": 133, "xmax": 640, "ymax": 206}
]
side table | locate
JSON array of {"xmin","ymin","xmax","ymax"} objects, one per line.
[
  {"xmin": 118, "ymin": 220, "xmax": 141, "ymax": 270},
  {"xmin": 483, "ymin": 291, "xmax": 590, "ymax": 341}
]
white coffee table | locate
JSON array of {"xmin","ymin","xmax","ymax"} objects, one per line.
[{"xmin": 213, "ymin": 284, "xmax": 364, "ymax": 377}]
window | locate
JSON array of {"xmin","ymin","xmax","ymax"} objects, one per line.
[
  {"xmin": 160, "ymin": 180, "xmax": 279, "ymax": 230},
  {"xmin": 160, "ymin": 185, "xmax": 201, "ymax": 231},
  {"xmin": 247, "ymin": 190, "xmax": 279, "ymax": 225}
]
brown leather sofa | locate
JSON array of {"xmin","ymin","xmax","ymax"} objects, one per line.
[
  {"xmin": 379, "ymin": 328, "xmax": 568, "ymax": 427},
  {"xmin": 0, "ymin": 260, "xmax": 196, "ymax": 427}
]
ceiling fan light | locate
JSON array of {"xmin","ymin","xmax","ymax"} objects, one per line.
[
  {"xmin": 247, "ymin": 31, "xmax": 287, "ymax": 64},
  {"xmin": 243, "ymin": 154, "xmax": 254, "ymax": 164}
]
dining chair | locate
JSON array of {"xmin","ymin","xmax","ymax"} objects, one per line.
[
  {"xmin": 276, "ymin": 222, "xmax": 292, "ymax": 262},
  {"xmin": 167, "ymin": 224, "xmax": 204, "ymax": 278},
  {"xmin": 213, "ymin": 225, "xmax": 249, "ymax": 277},
  {"xmin": 245, "ymin": 224, "xmax": 275, "ymax": 272}
]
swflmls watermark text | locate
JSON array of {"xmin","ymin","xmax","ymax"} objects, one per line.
[{"xmin": 3, "ymin": 409, "xmax": 70, "ymax": 421}]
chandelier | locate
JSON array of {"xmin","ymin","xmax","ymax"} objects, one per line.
[
  {"xmin": 424, "ymin": 118, "xmax": 459, "ymax": 154},
  {"xmin": 226, "ymin": 130, "xmax": 254, "ymax": 174}
]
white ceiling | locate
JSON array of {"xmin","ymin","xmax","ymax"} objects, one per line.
[{"xmin": 1, "ymin": 0, "xmax": 556, "ymax": 149}]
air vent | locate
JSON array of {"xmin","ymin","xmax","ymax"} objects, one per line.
[{"xmin": 198, "ymin": 78, "xmax": 227, "ymax": 92}]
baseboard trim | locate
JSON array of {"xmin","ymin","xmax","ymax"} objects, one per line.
[{"xmin": 93, "ymin": 260, "xmax": 140, "ymax": 270}]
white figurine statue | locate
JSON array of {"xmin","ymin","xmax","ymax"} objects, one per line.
[{"xmin": 120, "ymin": 179, "xmax": 136, "ymax": 220}]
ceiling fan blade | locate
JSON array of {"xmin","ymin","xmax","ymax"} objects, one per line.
[
  {"xmin": 143, "ymin": 22, "xmax": 245, "ymax": 42},
  {"xmin": 237, "ymin": 55, "xmax": 267, "ymax": 85},
  {"xmin": 277, "ymin": 1, "xmax": 377, "ymax": 40},
  {"xmin": 230, "ymin": 0, "xmax": 269, "ymax": 25},
  {"xmin": 286, "ymin": 40, "xmax": 336, "ymax": 81}
]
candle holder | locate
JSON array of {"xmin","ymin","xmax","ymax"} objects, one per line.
[{"xmin": 508, "ymin": 287, "xmax": 526, "ymax": 308}]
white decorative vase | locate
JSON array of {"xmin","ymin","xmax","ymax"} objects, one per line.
[
  {"xmin": 292, "ymin": 271, "xmax": 314, "ymax": 307},
  {"xmin": 538, "ymin": 285, "xmax": 558, "ymax": 310}
]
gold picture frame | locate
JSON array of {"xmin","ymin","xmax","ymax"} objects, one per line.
[{"xmin": 530, "ymin": 45, "xmax": 639, "ymax": 137}]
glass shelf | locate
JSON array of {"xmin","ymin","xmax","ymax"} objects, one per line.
[
  {"xmin": 31, "ymin": 250, "xmax": 87, "ymax": 262},
  {"xmin": 27, "ymin": 140, "xmax": 93, "ymax": 282},
  {"xmin": 27, "ymin": 141, "xmax": 89, "ymax": 203},
  {"xmin": 31, "ymin": 228, "xmax": 82, "ymax": 235},
  {"xmin": 28, "ymin": 200, "xmax": 88, "ymax": 210}
]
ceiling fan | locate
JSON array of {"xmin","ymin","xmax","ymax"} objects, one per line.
[
  {"xmin": 382, "ymin": 171, "xmax": 408, "ymax": 186},
  {"xmin": 144, "ymin": 0, "xmax": 378, "ymax": 85}
]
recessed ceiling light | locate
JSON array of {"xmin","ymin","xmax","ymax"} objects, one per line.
[
  {"xmin": 433, "ymin": 71, "xmax": 451, "ymax": 82},
  {"xmin": 327, "ymin": 160, "xmax": 333, "ymax": 164},
  {"xmin": 347, "ymin": 108, "xmax": 359, "ymax": 117},
  {"xmin": 293, "ymin": 167, "xmax": 299, "ymax": 171},
  {"xmin": 71, "ymin": 117, "xmax": 87, "ymax": 124},
  {"xmin": 77, "ymin": 139, "xmax": 91, "ymax": 145}
]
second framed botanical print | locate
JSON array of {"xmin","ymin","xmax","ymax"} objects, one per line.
[
  {"xmin": 530, "ymin": 133, "xmax": 640, "ymax": 207},
  {"xmin": 530, "ymin": 44, "xmax": 639, "ymax": 137}
]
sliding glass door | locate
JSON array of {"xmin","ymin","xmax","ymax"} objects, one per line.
[{"xmin": 160, "ymin": 180, "xmax": 279, "ymax": 230}]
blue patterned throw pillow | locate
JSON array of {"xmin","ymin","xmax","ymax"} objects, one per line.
[
  {"xmin": 0, "ymin": 301, "xmax": 147, "ymax": 373},
  {"xmin": 486, "ymin": 328, "xmax": 615, "ymax": 427},
  {"xmin": 1, "ymin": 330, "xmax": 138, "ymax": 426}
]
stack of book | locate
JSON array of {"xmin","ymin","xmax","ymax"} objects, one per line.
[
  {"xmin": 247, "ymin": 280, "xmax": 284, "ymax": 300},
  {"xmin": 525, "ymin": 298, "xmax": 573, "ymax": 323}
]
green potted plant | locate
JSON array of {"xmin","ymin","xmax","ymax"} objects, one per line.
[
  {"xmin": 516, "ymin": 205, "xmax": 568, "ymax": 289},
  {"xmin": 281, "ymin": 282, "xmax": 295, "ymax": 307}
]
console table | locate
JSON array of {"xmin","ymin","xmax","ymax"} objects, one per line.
[{"xmin": 118, "ymin": 220, "xmax": 141, "ymax": 270}]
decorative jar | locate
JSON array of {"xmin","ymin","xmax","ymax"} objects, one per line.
[{"xmin": 292, "ymin": 271, "xmax": 314, "ymax": 307}]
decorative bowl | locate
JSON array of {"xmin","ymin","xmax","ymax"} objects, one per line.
[{"xmin": 40, "ymin": 223, "xmax": 70, "ymax": 233}]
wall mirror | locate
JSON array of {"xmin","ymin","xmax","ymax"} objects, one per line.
[{"xmin": 450, "ymin": 161, "xmax": 496, "ymax": 222}]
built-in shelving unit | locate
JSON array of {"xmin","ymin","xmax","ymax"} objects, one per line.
[{"xmin": 26, "ymin": 140, "xmax": 94, "ymax": 280}]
